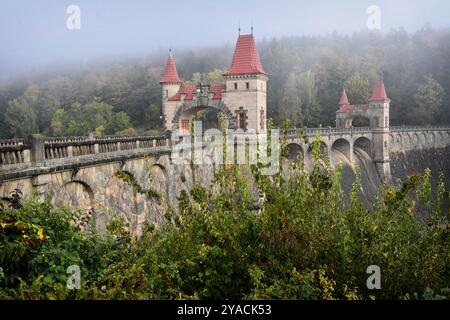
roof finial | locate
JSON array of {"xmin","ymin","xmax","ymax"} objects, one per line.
[
  {"xmin": 238, "ymin": 21, "xmax": 241, "ymax": 35},
  {"xmin": 251, "ymin": 22, "xmax": 253, "ymax": 34}
]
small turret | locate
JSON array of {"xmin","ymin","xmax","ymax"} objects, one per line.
[{"xmin": 160, "ymin": 49, "xmax": 182, "ymax": 129}]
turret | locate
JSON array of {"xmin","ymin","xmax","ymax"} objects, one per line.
[
  {"xmin": 221, "ymin": 31, "xmax": 269, "ymax": 132},
  {"xmin": 368, "ymin": 81, "xmax": 391, "ymax": 181},
  {"xmin": 368, "ymin": 81, "xmax": 390, "ymax": 128},
  {"xmin": 160, "ymin": 49, "xmax": 182, "ymax": 129}
]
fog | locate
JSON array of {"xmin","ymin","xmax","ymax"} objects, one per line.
[{"xmin": 1, "ymin": 0, "xmax": 449, "ymax": 79}]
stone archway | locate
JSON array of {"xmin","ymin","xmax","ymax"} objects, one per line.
[
  {"xmin": 286, "ymin": 143, "xmax": 304, "ymax": 162},
  {"xmin": 51, "ymin": 180, "xmax": 94, "ymax": 211},
  {"xmin": 339, "ymin": 114, "xmax": 372, "ymax": 129},
  {"xmin": 332, "ymin": 138, "xmax": 352, "ymax": 161},
  {"xmin": 354, "ymin": 136, "xmax": 372, "ymax": 157},
  {"xmin": 172, "ymin": 100, "xmax": 234, "ymax": 133}
]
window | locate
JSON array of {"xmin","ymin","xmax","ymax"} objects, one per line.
[
  {"xmin": 385, "ymin": 116, "xmax": 388, "ymax": 127},
  {"xmin": 165, "ymin": 90, "xmax": 168, "ymax": 97},
  {"xmin": 246, "ymin": 82, "xmax": 249, "ymax": 90},
  {"xmin": 238, "ymin": 112, "xmax": 245, "ymax": 130},
  {"xmin": 234, "ymin": 83, "xmax": 238, "ymax": 90},
  {"xmin": 181, "ymin": 120, "xmax": 189, "ymax": 133}
]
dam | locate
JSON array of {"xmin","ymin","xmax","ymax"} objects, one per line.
[
  {"xmin": 1, "ymin": 31, "xmax": 449, "ymax": 236},
  {"xmin": 1, "ymin": 124, "xmax": 449, "ymax": 236}
]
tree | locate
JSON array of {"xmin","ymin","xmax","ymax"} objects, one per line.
[
  {"xmin": 412, "ymin": 74, "xmax": 445, "ymax": 124},
  {"xmin": 50, "ymin": 109, "xmax": 65, "ymax": 136},
  {"xmin": 280, "ymin": 71, "xmax": 304, "ymax": 126},
  {"xmin": 344, "ymin": 73, "xmax": 371, "ymax": 104},
  {"xmin": 105, "ymin": 112, "xmax": 132, "ymax": 135},
  {"xmin": 5, "ymin": 88, "xmax": 39, "ymax": 137}
]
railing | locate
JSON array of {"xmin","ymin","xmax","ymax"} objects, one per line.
[
  {"xmin": 1, "ymin": 125, "xmax": 449, "ymax": 170},
  {"xmin": 390, "ymin": 125, "xmax": 450, "ymax": 132},
  {"xmin": 287, "ymin": 126, "xmax": 372, "ymax": 137},
  {"xmin": 0, "ymin": 134, "xmax": 170, "ymax": 170}
]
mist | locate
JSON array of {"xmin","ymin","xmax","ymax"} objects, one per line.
[{"xmin": 1, "ymin": 0, "xmax": 449, "ymax": 79}]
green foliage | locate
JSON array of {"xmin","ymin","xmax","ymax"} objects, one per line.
[
  {"xmin": 49, "ymin": 101, "xmax": 134, "ymax": 137},
  {"xmin": 344, "ymin": 73, "xmax": 371, "ymax": 104},
  {"xmin": 114, "ymin": 171, "xmax": 161, "ymax": 202},
  {"xmin": 5, "ymin": 85, "xmax": 39, "ymax": 137},
  {"xmin": 413, "ymin": 74, "xmax": 445, "ymax": 124},
  {"xmin": 1, "ymin": 132, "xmax": 449, "ymax": 300}
]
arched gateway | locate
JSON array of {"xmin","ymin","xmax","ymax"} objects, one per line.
[{"xmin": 160, "ymin": 32, "xmax": 269, "ymax": 134}]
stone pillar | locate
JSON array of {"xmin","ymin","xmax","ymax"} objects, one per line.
[
  {"xmin": 31, "ymin": 174, "xmax": 51, "ymax": 201},
  {"xmin": 67, "ymin": 146, "xmax": 74, "ymax": 157},
  {"xmin": 25, "ymin": 134, "xmax": 45, "ymax": 165},
  {"xmin": 372, "ymin": 128, "xmax": 391, "ymax": 181}
]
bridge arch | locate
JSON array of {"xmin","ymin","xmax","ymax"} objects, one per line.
[
  {"xmin": 51, "ymin": 180, "xmax": 95, "ymax": 211},
  {"xmin": 354, "ymin": 136, "xmax": 372, "ymax": 156},
  {"xmin": 412, "ymin": 133, "xmax": 419, "ymax": 147},
  {"xmin": 331, "ymin": 138, "xmax": 351, "ymax": 161},
  {"xmin": 148, "ymin": 164, "xmax": 169, "ymax": 197},
  {"xmin": 428, "ymin": 132, "xmax": 435, "ymax": 145},
  {"xmin": 419, "ymin": 132, "xmax": 426, "ymax": 145},
  {"xmin": 307, "ymin": 140, "xmax": 329, "ymax": 159},
  {"xmin": 402, "ymin": 134, "xmax": 411, "ymax": 149},
  {"xmin": 286, "ymin": 143, "xmax": 304, "ymax": 162},
  {"xmin": 437, "ymin": 132, "xmax": 444, "ymax": 145}
]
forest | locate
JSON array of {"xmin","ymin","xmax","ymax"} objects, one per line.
[{"xmin": 0, "ymin": 26, "xmax": 449, "ymax": 138}]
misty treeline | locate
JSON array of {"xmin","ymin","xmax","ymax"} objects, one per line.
[{"xmin": 0, "ymin": 26, "xmax": 449, "ymax": 138}]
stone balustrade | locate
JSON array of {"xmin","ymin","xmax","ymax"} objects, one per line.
[
  {"xmin": 0, "ymin": 134, "xmax": 170, "ymax": 171},
  {"xmin": 287, "ymin": 126, "xmax": 373, "ymax": 137},
  {"xmin": 1, "ymin": 125, "xmax": 449, "ymax": 172},
  {"xmin": 390, "ymin": 125, "xmax": 450, "ymax": 132}
]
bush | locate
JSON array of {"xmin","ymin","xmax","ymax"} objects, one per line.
[{"xmin": 0, "ymin": 135, "xmax": 448, "ymax": 300}]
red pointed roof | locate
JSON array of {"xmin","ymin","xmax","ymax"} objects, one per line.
[
  {"xmin": 338, "ymin": 88, "xmax": 349, "ymax": 105},
  {"xmin": 224, "ymin": 34, "xmax": 268, "ymax": 76},
  {"xmin": 369, "ymin": 81, "xmax": 390, "ymax": 102},
  {"xmin": 160, "ymin": 50, "xmax": 182, "ymax": 83}
]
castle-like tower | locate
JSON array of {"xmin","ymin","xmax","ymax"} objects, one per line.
[
  {"xmin": 160, "ymin": 32, "xmax": 269, "ymax": 133},
  {"xmin": 336, "ymin": 81, "xmax": 391, "ymax": 180}
]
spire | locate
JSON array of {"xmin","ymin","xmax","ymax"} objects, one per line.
[
  {"xmin": 369, "ymin": 81, "xmax": 390, "ymax": 102},
  {"xmin": 160, "ymin": 49, "xmax": 182, "ymax": 84},
  {"xmin": 224, "ymin": 33, "xmax": 268, "ymax": 76},
  {"xmin": 338, "ymin": 88, "xmax": 349, "ymax": 105}
]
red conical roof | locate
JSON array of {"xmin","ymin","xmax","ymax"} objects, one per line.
[
  {"xmin": 338, "ymin": 88, "xmax": 349, "ymax": 105},
  {"xmin": 160, "ymin": 50, "xmax": 182, "ymax": 84},
  {"xmin": 224, "ymin": 34, "xmax": 268, "ymax": 76},
  {"xmin": 369, "ymin": 81, "xmax": 389, "ymax": 102}
]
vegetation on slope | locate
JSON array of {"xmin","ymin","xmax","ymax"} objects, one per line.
[{"xmin": 0, "ymin": 134, "xmax": 448, "ymax": 300}]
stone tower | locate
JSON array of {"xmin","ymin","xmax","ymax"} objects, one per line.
[
  {"xmin": 160, "ymin": 49, "xmax": 183, "ymax": 129},
  {"xmin": 368, "ymin": 81, "xmax": 391, "ymax": 181},
  {"xmin": 221, "ymin": 33, "xmax": 269, "ymax": 132},
  {"xmin": 159, "ymin": 32, "xmax": 269, "ymax": 133},
  {"xmin": 335, "ymin": 81, "xmax": 391, "ymax": 180}
]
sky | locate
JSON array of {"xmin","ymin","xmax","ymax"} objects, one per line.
[{"xmin": 0, "ymin": 0, "xmax": 449, "ymax": 78}]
